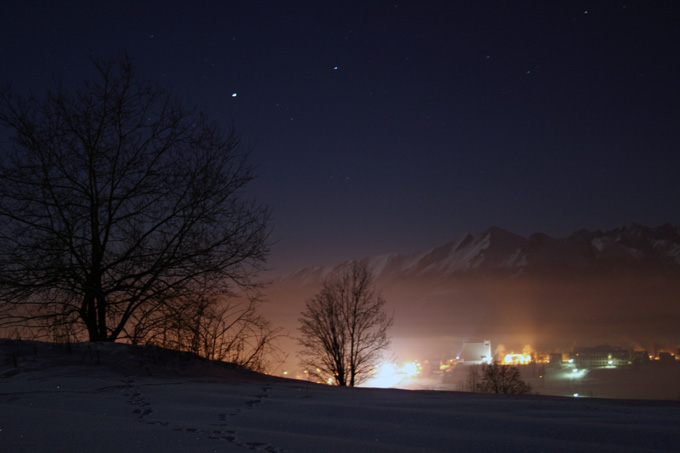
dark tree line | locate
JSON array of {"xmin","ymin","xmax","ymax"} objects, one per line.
[{"xmin": 0, "ymin": 57, "xmax": 275, "ymax": 367}]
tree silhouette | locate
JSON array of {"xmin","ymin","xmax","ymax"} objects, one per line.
[
  {"xmin": 467, "ymin": 362, "xmax": 533, "ymax": 394},
  {"xmin": 0, "ymin": 56, "xmax": 270, "ymax": 344},
  {"xmin": 298, "ymin": 262, "xmax": 393, "ymax": 386}
]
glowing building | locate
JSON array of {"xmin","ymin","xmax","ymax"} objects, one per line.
[
  {"xmin": 459, "ymin": 340, "xmax": 492, "ymax": 365},
  {"xmin": 573, "ymin": 345, "xmax": 630, "ymax": 368}
]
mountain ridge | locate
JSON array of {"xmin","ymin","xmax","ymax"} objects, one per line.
[
  {"xmin": 280, "ymin": 223, "xmax": 680, "ymax": 284},
  {"xmin": 265, "ymin": 223, "xmax": 680, "ymax": 364}
]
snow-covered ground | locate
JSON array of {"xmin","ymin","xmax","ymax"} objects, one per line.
[{"xmin": 1, "ymin": 340, "xmax": 679, "ymax": 452}]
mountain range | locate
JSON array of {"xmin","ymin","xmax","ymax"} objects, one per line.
[
  {"xmin": 265, "ymin": 224, "xmax": 680, "ymax": 360},
  {"xmin": 281, "ymin": 223, "xmax": 680, "ymax": 284}
]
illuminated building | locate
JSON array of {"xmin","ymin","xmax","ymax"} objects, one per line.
[
  {"xmin": 459, "ymin": 340, "xmax": 492, "ymax": 365},
  {"xmin": 572, "ymin": 345, "xmax": 629, "ymax": 369},
  {"xmin": 631, "ymin": 350, "xmax": 650, "ymax": 364},
  {"xmin": 548, "ymin": 353, "xmax": 564, "ymax": 367},
  {"xmin": 503, "ymin": 353, "xmax": 532, "ymax": 365}
]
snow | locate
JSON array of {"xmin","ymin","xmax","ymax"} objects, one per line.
[
  {"xmin": 2, "ymin": 340, "xmax": 679, "ymax": 452},
  {"xmin": 365, "ymin": 253, "xmax": 400, "ymax": 279}
]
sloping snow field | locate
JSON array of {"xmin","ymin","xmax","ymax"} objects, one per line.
[{"xmin": 1, "ymin": 340, "xmax": 678, "ymax": 452}]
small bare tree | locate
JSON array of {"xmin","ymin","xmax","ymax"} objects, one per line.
[
  {"xmin": 0, "ymin": 56, "xmax": 270, "ymax": 343},
  {"xmin": 464, "ymin": 364, "xmax": 482, "ymax": 392},
  {"xmin": 298, "ymin": 261, "xmax": 393, "ymax": 386},
  {"xmin": 128, "ymin": 293, "xmax": 282, "ymax": 372},
  {"xmin": 468, "ymin": 362, "xmax": 533, "ymax": 394}
]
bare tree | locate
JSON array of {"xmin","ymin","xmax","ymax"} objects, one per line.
[
  {"xmin": 467, "ymin": 362, "xmax": 533, "ymax": 394},
  {"xmin": 464, "ymin": 364, "xmax": 482, "ymax": 392},
  {"xmin": 129, "ymin": 293, "xmax": 283, "ymax": 372},
  {"xmin": 298, "ymin": 261, "xmax": 393, "ymax": 386},
  {"xmin": 0, "ymin": 56, "xmax": 270, "ymax": 343}
]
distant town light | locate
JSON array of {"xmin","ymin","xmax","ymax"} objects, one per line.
[{"xmin": 503, "ymin": 353, "xmax": 532, "ymax": 365}]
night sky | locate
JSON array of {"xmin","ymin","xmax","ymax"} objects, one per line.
[{"xmin": 2, "ymin": 1, "xmax": 679, "ymax": 274}]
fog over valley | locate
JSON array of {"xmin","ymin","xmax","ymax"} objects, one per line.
[{"xmin": 261, "ymin": 224, "xmax": 680, "ymax": 397}]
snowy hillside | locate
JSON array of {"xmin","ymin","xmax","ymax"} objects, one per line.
[{"xmin": 2, "ymin": 340, "xmax": 679, "ymax": 452}]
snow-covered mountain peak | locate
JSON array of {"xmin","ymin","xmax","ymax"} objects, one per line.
[{"xmin": 278, "ymin": 224, "xmax": 680, "ymax": 286}]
